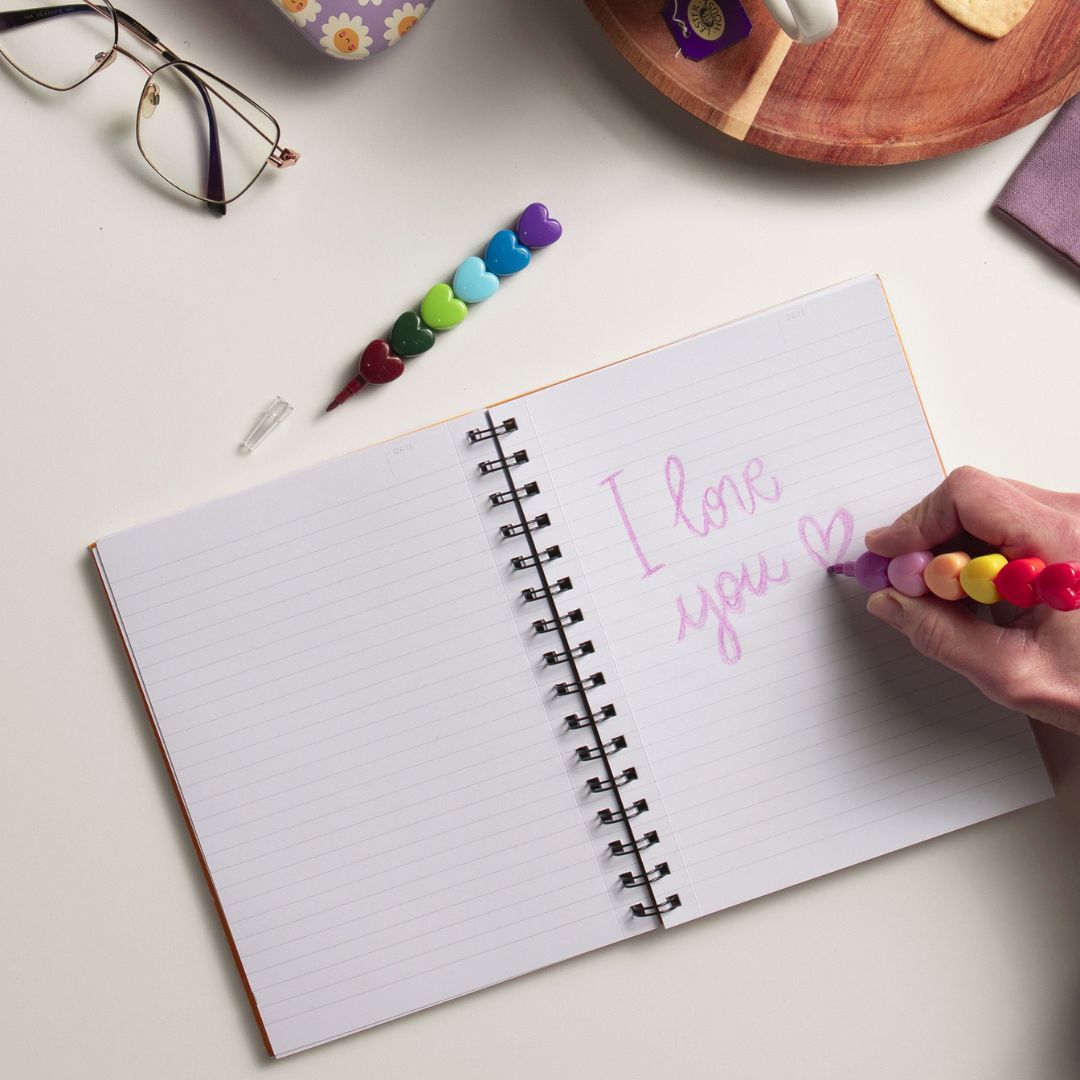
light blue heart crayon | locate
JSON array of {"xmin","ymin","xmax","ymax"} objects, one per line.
[
  {"xmin": 452, "ymin": 255, "xmax": 500, "ymax": 303},
  {"xmin": 484, "ymin": 229, "xmax": 531, "ymax": 276}
]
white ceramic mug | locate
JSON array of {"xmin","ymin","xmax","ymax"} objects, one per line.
[{"xmin": 761, "ymin": 0, "xmax": 839, "ymax": 44}]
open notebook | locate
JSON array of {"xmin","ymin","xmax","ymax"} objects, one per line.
[{"xmin": 93, "ymin": 276, "xmax": 1052, "ymax": 1057}]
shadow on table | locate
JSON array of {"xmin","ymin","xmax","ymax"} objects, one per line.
[
  {"xmin": 1036, "ymin": 721, "xmax": 1080, "ymax": 813},
  {"xmin": 987, "ymin": 209, "xmax": 1080, "ymax": 291}
]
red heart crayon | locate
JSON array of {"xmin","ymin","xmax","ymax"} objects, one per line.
[
  {"xmin": 358, "ymin": 339, "xmax": 405, "ymax": 384},
  {"xmin": 1035, "ymin": 562, "xmax": 1080, "ymax": 612},
  {"xmin": 326, "ymin": 340, "xmax": 405, "ymax": 412}
]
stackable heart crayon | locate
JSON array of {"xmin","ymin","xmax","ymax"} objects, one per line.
[
  {"xmin": 827, "ymin": 551, "xmax": 1080, "ymax": 611},
  {"xmin": 325, "ymin": 202, "xmax": 563, "ymax": 412}
]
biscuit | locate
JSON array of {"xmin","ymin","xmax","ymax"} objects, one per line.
[{"xmin": 931, "ymin": 0, "xmax": 1037, "ymax": 38}]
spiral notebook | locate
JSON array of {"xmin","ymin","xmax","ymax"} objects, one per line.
[{"xmin": 92, "ymin": 276, "xmax": 1052, "ymax": 1057}]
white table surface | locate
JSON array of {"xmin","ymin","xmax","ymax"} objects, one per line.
[{"xmin": 4, "ymin": 2, "xmax": 1080, "ymax": 1077}]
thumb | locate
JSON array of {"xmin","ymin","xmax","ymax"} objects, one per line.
[{"xmin": 865, "ymin": 589, "xmax": 1028, "ymax": 706}]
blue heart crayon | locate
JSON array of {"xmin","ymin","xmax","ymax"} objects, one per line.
[
  {"xmin": 484, "ymin": 229, "xmax": 531, "ymax": 276},
  {"xmin": 452, "ymin": 255, "xmax": 500, "ymax": 303}
]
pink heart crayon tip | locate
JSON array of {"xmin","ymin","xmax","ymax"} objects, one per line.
[{"xmin": 887, "ymin": 550, "xmax": 934, "ymax": 597}]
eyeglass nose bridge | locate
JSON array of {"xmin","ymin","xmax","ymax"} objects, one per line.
[
  {"xmin": 90, "ymin": 45, "xmax": 164, "ymax": 117},
  {"xmin": 91, "ymin": 44, "xmax": 155, "ymax": 79},
  {"xmin": 90, "ymin": 49, "xmax": 115, "ymax": 76}
]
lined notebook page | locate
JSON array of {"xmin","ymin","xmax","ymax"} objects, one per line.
[
  {"xmin": 447, "ymin": 408, "xmax": 688, "ymax": 929},
  {"xmin": 523, "ymin": 276, "xmax": 1052, "ymax": 923},
  {"xmin": 95, "ymin": 423, "xmax": 626, "ymax": 1057}
]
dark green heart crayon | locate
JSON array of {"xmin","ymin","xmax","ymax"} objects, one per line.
[{"xmin": 391, "ymin": 311, "xmax": 436, "ymax": 358}]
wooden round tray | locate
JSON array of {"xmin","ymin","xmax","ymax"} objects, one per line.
[{"xmin": 584, "ymin": 0, "xmax": 1080, "ymax": 165}]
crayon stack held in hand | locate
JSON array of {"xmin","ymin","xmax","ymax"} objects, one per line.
[{"xmin": 827, "ymin": 550, "xmax": 1080, "ymax": 611}]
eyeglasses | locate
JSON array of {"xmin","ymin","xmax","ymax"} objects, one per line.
[{"xmin": 0, "ymin": 1, "xmax": 299, "ymax": 215}]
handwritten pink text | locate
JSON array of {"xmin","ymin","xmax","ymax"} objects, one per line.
[
  {"xmin": 674, "ymin": 554, "xmax": 791, "ymax": 664},
  {"xmin": 598, "ymin": 470, "xmax": 667, "ymax": 579},
  {"xmin": 665, "ymin": 455, "xmax": 783, "ymax": 539}
]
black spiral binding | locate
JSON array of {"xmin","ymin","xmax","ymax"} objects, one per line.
[
  {"xmin": 565, "ymin": 703, "xmax": 615, "ymax": 729},
  {"xmin": 576, "ymin": 735, "xmax": 626, "ymax": 760},
  {"xmin": 491, "ymin": 481, "xmax": 540, "ymax": 506},
  {"xmin": 479, "ymin": 449, "xmax": 529, "ymax": 475},
  {"xmin": 512, "ymin": 546, "xmax": 562, "ymax": 571},
  {"xmin": 502, "ymin": 514, "xmax": 550, "ymax": 539},
  {"xmin": 610, "ymin": 830, "xmax": 659, "ymax": 856},
  {"xmin": 554, "ymin": 673, "xmax": 605, "ymax": 696},
  {"xmin": 467, "ymin": 417, "xmax": 518, "ymax": 442},
  {"xmin": 619, "ymin": 862, "xmax": 670, "ymax": 888},
  {"xmin": 522, "ymin": 578, "xmax": 572, "ymax": 602},
  {"xmin": 534, "ymin": 608, "xmax": 582, "ymax": 632},
  {"xmin": 544, "ymin": 640, "xmax": 594, "ymax": 665},
  {"xmin": 473, "ymin": 410, "xmax": 681, "ymax": 923}
]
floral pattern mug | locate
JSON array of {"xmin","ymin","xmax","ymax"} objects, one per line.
[{"xmin": 268, "ymin": 0, "xmax": 435, "ymax": 61}]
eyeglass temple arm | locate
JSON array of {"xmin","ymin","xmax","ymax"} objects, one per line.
[
  {"xmin": 169, "ymin": 62, "xmax": 227, "ymax": 215},
  {"xmin": 0, "ymin": 4, "xmax": 226, "ymax": 215},
  {"xmin": 0, "ymin": 5, "xmax": 174, "ymax": 57},
  {"xmin": 0, "ymin": 4, "xmax": 91, "ymax": 29},
  {"xmin": 109, "ymin": 7, "xmax": 226, "ymax": 213}
]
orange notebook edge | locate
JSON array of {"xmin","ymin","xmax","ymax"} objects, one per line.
[
  {"xmin": 876, "ymin": 275, "xmax": 946, "ymax": 479},
  {"xmin": 88, "ymin": 542, "xmax": 278, "ymax": 1059}
]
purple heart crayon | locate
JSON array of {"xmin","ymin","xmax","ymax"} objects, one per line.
[
  {"xmin": 827, "ymin": 551, "xmax": 891, "ymax": 591},
  {"xmin": 516, "ymin": 202, "xmax": 563, "ymax": 249}
]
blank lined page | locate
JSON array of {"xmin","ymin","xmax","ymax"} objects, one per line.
[
  {"xmin": 94, "ymin": 423, "xmax": 624, "ymax": 1056},
  {"xmin": 522, "ymin": 277, "xmax": 1052, "ymax": 922}
]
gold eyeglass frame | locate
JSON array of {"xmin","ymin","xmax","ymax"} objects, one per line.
[{"xmin": 0, "ymin": 1, "xmax": 299, "ymax": 214}]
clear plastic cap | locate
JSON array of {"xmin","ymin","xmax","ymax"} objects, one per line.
[{"xmin": 241, "ymin": 396, "xmax": 293, "ymax": 453}]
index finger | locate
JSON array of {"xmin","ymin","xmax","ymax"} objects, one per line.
[{"xmin": 865, "ymin": 466, "xmax": 1065, "ymax": 559}]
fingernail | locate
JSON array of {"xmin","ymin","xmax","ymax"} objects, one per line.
[
  {"xmin": 867, "ymin": 590, "xmax": 904, "ymax": 628},
  {"xmin": 864, "ymin": 528, "xmax": 884, "ymax": 549}
]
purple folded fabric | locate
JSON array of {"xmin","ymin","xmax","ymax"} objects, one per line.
[{"xmin": 994, "ymin": 94, "xmax": 1080, "ymax": 271}]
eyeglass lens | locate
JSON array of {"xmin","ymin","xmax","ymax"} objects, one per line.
[
  {"xmin": 0, "ymin": 1, "xmax": 117, "ymax": 91},
  {"xmin": 137, "ymin": 64, "xmax": 281, "ymax": 205}
]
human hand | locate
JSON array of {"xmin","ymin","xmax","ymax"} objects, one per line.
[{"xmin": 864, "ymin": 467, "xmax": 1080, "ymax": 734}]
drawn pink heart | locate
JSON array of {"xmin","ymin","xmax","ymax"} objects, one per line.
[{"xmin": 798, "ymin": 509, "xmax": 854, "ymax": 569}]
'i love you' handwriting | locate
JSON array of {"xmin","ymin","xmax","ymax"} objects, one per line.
[{"xmin": 599, "ymin": 454, "xmax": 853, "ymax": 665}]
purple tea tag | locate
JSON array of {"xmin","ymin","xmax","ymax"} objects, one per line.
[{"xmin": 663, "ymin": 0, "xmax": 752, "ymax": 60}]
